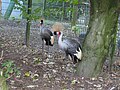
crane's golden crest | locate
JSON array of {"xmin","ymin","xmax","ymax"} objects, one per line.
[{"xmin": 52, "ymin": 22, "xmax": 64, "ymax": 32}]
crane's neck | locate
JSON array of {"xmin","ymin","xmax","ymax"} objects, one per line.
[
  {"xmin": 40, "ymin": 24, "xmax": 44, "ymax": 33},
  {"xmin": 40, "ymin": 19, "xmax": 44, "ymax": 31}
]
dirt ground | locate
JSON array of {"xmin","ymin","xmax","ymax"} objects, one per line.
[{"xmin": 0, "ymin": 20, "xmax": 120, "ymax": 90}]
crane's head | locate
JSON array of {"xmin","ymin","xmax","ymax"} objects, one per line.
[
  {"xmin": 40, "ymin": 20, "xmax": 43, "ymax": 25},
  {"xmin": 54, "ymin": 31, "xmax": 62, "ymax": 37}
]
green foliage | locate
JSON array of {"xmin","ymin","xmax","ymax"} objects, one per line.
[
  {"xmin": 0, "ymin": 60, "xmax": 20, "ymax": 79},
  {"xmin": 72, "ymin": 25, "xmax": 81, "ymax": 34},
  {"xmin": 13, "ymin": 0, "xmax": 41, "ymax": 21},
  {"xmin": 12, "ymin": 0, "xmax": 89, "ymax": 22}
]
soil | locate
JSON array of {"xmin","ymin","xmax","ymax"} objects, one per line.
[{"xmin": 0, "ymin": 20, "xmax": 120, "ymax": 90}]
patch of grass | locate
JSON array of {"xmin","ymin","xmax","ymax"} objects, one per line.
[{"xmin": 0, "ymin": 60, "xmax": 21, "ymax": 79}]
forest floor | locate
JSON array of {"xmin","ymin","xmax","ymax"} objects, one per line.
[{"xmin": 0, "ymin": 20, "xmax": 120, "ymax": 90}]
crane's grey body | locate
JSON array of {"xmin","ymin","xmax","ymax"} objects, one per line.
[
  {"xmin": 58, "ymin": 32, "xmax": 82, "ymax": 63},
  {"xmin": 40, "ymin": 26, "xmax": 53, "ymax": 46}
]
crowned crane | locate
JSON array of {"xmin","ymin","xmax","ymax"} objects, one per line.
[
  {"xmin": 39, "ymin": 20, "xmax": 54, "ymax": 55},
  {"xmin": 54, "ymin": 31, "xmax": 82, "ymax": 64}
]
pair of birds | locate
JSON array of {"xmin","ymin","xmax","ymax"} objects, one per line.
[{"xmin": 39, "ymin": 20, "xmax": 82, "ymax": 64}]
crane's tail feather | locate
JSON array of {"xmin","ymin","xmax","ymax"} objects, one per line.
[{"xmin": 74, "ymin": 47, "xmax": 82, "ymax": 60}]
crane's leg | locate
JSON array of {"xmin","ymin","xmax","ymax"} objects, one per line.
[
  {"xmin": 71, "ymin": 55, "xmax": 75, "ymax": 64},
  {"xmin": 47, "ymin": 41, "xmax": 50, "ymax": 58},
  {"xmin": 63, "ymin": 53, "xmax": 68, "ymax": 61},
  {"xmin": 42, "ymin": 40, "xmax": 44, "ymax": 60},
  {"xmin": 72, "ymin": 56, "xmax": 78, "ymax": 64},
  {"xmin": 42, "ymin": 40, "xmax": 44, "ymax": 53},
  {"xmin": 48, "ymin": 42, "xmax": 49, "ymax": 54}
]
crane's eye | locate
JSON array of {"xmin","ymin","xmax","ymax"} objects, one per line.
[
  {"xmin": 54, "ymin": 31, "xmax": 57, "ymax": 35},
  {"xmin": 58, "ymin": 32, "xmax": 61, "ymax": 35}
]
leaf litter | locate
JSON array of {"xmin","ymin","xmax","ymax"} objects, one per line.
[{"xmin": 0, "ymin": 20, "xmax": 120, "ymax": 90}]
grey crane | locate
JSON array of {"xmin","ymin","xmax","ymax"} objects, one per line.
[
  {"xmin": 55, "ymin": 31, "xmax": 82, "ymax": 64},
  {"xmin": 39, "ymin": 20, "xmax": 54, "ymax": 55}
]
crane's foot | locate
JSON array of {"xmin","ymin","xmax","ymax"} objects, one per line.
[
  {"xmin": 63, "ymin": 56, "xmax": 69, "ymax": 61},
  {"xmin": 47, "ymin": 54, "xmax": 53, "ymax": 59}
]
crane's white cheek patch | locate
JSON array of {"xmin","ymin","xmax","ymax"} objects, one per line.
[
  {"xmin": 74, "ymin": 48, "xmax": 82, "ymax": 60},
  {"xmin": 50, "ymin": 36, "xmax": 54, "ymax": 45}
]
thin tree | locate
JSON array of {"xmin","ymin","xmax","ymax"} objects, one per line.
[
  {"xmin": 25, "ymin": 0, "xmax": 32, "ymax": 46},
  {"xmin": 41, "ymin": 0, "xmax": 46, "ymax": 18},
  {"xmin": 77, "ymin": 0, "xmax": 120, "ymax": 77},
  {"xmin": 71, "ymin": 2, "xmax": 78, "ymax": 26},
  {"xmin": 61, "ymin": 1, "xmax": 65, "ymax": 21},
  {"xmin": 4, "ymin": 0, "xmax": 15, "ymax": 19},
  {"xmin": 0, "ymin": 0, "xmax": 2, "ymax": 13}
]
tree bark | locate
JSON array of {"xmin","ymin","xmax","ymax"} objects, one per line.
[{"xmin": 77, "ymin": 0, "xmax": 119, "ymax": 77}]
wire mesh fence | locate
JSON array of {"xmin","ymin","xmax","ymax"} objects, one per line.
[{"xmin": 1, "ymin": 0, "xmax": 120, "ymax": 39}]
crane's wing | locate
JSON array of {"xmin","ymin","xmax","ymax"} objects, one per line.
[
  {"xmin": 63, "ymin": 38, "xmax": 81, "ymax": 49},
  {"xmin": 63, "ymin": 38, "xmax": 82, "ymax": 60},
  {"xmin": 41, "ymin": 27, "xmax": 53, "ymax": 39}
]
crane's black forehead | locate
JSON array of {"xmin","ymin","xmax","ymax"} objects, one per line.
[
  {"xmin": 53, "ymin": 31, "xmax": 61, "ymax": 35},
  {"xmin": 41, "ymin": 20, "xmax": 43, "ymax": 23},
  {"xmin": 54, "ymin": 31, "xmax": 57, "ymax": 35}
]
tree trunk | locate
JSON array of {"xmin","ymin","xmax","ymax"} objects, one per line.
[
  {"xmin": 0, "ymin": 0, "xmax": 2, "ymax": 13},
  {"xmin": 61, "ymin": 1, "xmax": 65, "ymax": 21},
  {"xmin": 4, "ymin": 0, "xmax": 15, "ymax": 19},
  {"xmin": 25, "ymin": 0, "xmax": 32, "ymax": 47},
  {"xmin": 68, "ymin": 4, "xmax": 72, "ymax": 21},
  {"xmin": 41, "ymin": 0, "xmax": 46, "ymax": 18},
  {"xmin": 77, "ymin": 0, "xmax": 119, "ymax": 77}
]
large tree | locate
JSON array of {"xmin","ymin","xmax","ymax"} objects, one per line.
[{"xmin": 77, "ymin": 0, "xmax": 120, "ymax": 77}]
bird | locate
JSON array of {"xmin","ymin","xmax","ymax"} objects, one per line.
[
  {"xmin": 55, "ymin": 31, "xmax": 82, "ymax": 64},
  {"xmin": 39, "ymin": 20, "xmax": 54, "ymax": 55}
]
